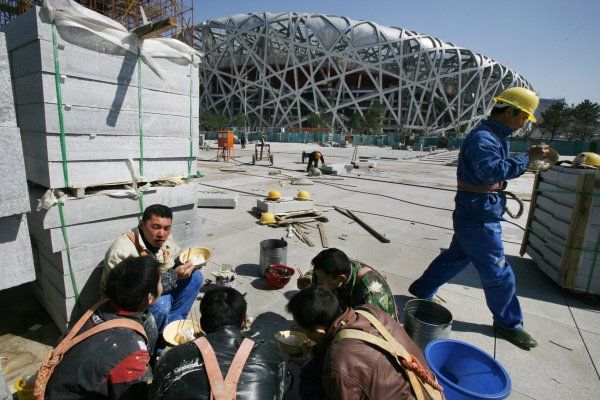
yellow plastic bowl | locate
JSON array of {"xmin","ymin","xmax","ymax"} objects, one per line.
[
  {"xmin": 163, "ymin": 319, "xmax": 202, "ymax": 346},
  {"xmin": 274, "ymin": 330, "xmax": 316, "ymax": 357},
  {"xmin": 179, "ymin": 247, "xmax": 212, "ymax": 266}
]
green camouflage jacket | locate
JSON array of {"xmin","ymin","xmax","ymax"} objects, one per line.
[{"xmin": 310, "ymin": 259, "xmax": 397, "ymax": 318}]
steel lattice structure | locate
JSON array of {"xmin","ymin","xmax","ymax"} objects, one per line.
[{"xmin": 194, "ymin": 12, "xmax": 533, "ymax": 135}]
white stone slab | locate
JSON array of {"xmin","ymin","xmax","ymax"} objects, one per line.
[
  {"xmin": 320, "ymin": 163, "xmax": 353, "ymax": 175},
  {"xmin": 14, "ymin": 73, "xmax": 199, "ymax": 117},
  {"xmin": 197, "ymin": 193, "xmax": 239, "ymax": 208},
  {"xmin": 32, "ymin": 217, "xmax": 203, "ymax": 275},
  {"xmin": 28, "ymin": 205, "xmax": 197, "ymax": 252},
  {"xmin": 29, "ymin": 183, "xmax": 197, "ymax": 229},
  {"xmin": 256, "ymin": 198, "xmax": 316, "ymax": 215},
  {"xmin": 10, "ymin": 38, "xmax": 198, "ymax": 96},
  {"xmin": 0, "ymin": 126, "xmax": 29, "ymax": 217},
  {"xmin": 0, "ymin": 32, "xmax": 17, "ymax": 127},
  {"xmin": 24, "ymin": 156, "xmax": 197, "ymax": 189},
  {"xmin": 17, "ymin": 102, "xmax": 198, "ymax": 137},
  {"xmin": 21, "ymin": 133, "xmax": 199, "ymax": 162},
  {"xmin": 0, "ymin": 214, "xmax": 35, "ymax": 290}
]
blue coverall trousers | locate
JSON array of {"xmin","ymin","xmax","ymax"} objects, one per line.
[
  {"xmin": 149, "ymin": 269, "xmax": 203, "ymax": 333},
  {"xmin": 409, "ymin": 216, "xmax": 524, "ymax": 331}
]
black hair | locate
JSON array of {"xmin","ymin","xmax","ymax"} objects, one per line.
[
  {"xmin": 286, "ymin": 286, "xmax": 342, "ymax": 331},
  {"xmin": 311, "ymin": 248, "xmax": 351, "ymax": 277},
  {"xmin": 200, "ymin": 286, "xmax": 247, "ymax": 333},
  {"xmin": 106, "ymin": 256, "xmax": 161, "ymax": 311},
  {"xmin": 142, "ymin": 204, "xmax": 173, "ymax": 222},
  {"xmin": 490, "ymin": 105, "xmax": 522, "ymax": 118}
]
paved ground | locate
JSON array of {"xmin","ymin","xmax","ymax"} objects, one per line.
[{"xmin": 1, "ymin": 142, "xmax": 599, "ymax": 398}]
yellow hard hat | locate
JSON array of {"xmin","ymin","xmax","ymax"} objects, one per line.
[
  {"xmin": 267, "ymin": 190, "xmax": 281, "ymax": 200},
  {"xmin": 296, "ymin": 190, "xmax": 310, "ymax": 201},
  {"xmin": 260, "ymin": 212, "xmax": 276, "ymax": 225},
  {"xmin": 493, "ymin": 87, "xmax": 539, "ymax": 123},
  {"xmin": 573, "ymin": 152, "xmax": 600, "ymax": 167}
]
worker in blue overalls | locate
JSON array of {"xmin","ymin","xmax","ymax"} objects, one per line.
[{"xmin": 409, "ymin": 87, "xmax": 550, "ymax": 350}]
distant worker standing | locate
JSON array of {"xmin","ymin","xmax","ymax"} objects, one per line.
[
  {"xmin": 409, "ymin": 87, "xmax": 550, "ymax": 350},
  {"xmin": 305, "ymin": 151, "xmax": 326, "ymax": 172},
  {"xmin": 240, "ymin": 133, "xmax": 246, "ymax": 149}
]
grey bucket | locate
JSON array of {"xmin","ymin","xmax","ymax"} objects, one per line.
[
  {"xmin": 259, "ymin": 239, "xmax": 288, "ymax": 276},
  {"xmin": 403, "ymin": 299, "xmax": 453, "ymax": 350}
]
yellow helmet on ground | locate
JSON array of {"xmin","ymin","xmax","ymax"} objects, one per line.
[
  {"xmin": 296, "ymin": 191, "xmax": 310, "ymax": 201},
  {"xmin": 493, "ymin": 87, "xmax": 539, "ymax": 122},
  {"xmin": 267, "ymin": 190, "xmax": 281, "ymax": 200},
  {"xmin": 573, "ymin": 152, "xmax": 600, "ymax": 167},
  {"xmin": 260, "ymin": 212, "xmax": 276, "ymax": 225}
]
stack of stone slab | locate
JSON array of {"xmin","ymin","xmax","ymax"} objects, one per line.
[
  {"xmin": 522, "ymin": 167, "xmax": 600, "ymax": 294},
  {"xmin": 0, "ymin": 31, "xmax": 35, "ymax": 291},
  {"xmin": 1, "ymin": 6, "xmax": 199, "ymax": 189},
  {"xmin": 1, "ymin": 6, "xmax": 202, "ymax": 330}
]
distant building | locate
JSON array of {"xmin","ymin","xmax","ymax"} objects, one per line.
[{"xmin": 194, "ymin": 13, "xmax": 533, "ymax": 135}]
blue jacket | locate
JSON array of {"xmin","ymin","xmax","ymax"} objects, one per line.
[{"xmin": 454, "ymin": 120, "xmax": 530, "ymax": 221}]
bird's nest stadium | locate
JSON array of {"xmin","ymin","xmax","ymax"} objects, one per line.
[{"xmin": 194, "ymin": 12, "xmax": 533, "ymax": 135}]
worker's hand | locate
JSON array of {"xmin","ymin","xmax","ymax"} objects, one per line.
[
  {"xmin": 175, "ymin": 261, "xmax": 194, "ymax": 279},
  {"xmin": 297, "ymin": 275, "xmax": 312, "ymax": 290},
  {"xmin": 527, "ymin": 144, "xmax": 551, "ymax": 161}
]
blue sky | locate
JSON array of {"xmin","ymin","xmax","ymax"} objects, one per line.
[{"xmin": 193, "ymin": 0, "xmax": 600, "ymax": 105}]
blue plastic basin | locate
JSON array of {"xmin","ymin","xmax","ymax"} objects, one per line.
[{"xmin": 424, "ymin": 339, "xmax": 511, "ymax": 400}]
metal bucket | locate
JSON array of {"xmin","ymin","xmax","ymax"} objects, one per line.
[
  {"xmin": 404, "ymin": 299, "xmax": 453, "ymax": 350},
  {"xmin": 259, "ymin": 239, "xmax": 288, "ymax": 276}
]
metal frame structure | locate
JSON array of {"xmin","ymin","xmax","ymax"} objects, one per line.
[
  {"xmin": 1, "ymin": 0, "xmax": 194, "ymax": 44},
  {"xmin": 194, "ymin": 13, "xmax": 534, "ymax": 135}
]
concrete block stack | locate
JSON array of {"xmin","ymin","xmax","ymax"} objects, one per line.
[
  {"xmin": 0, "ymin": 31, "xmax": 35, "ymax": 291},
  {"xmin": 2, "ymin": 6, "xmax": 202, "ymax": 330},
  {"xmin": 523, "ymin": 167, "xmax": 600, "ymax": 294}
]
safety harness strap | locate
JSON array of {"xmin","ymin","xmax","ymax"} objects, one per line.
[{"xmin": 193, "ymin": 337, "xmax": 255, "ymax": 400}]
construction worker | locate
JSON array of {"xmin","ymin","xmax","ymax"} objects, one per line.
[
  {"xmin": 287, "ymin": 286, "xmax": 442, "ymax": 400},
  {"xmin": 240, "ymin": 132, "xmax": 246, "ymax": 149},
  {"xmin": 305, "ymin": 151, "xmax": 326, "ymax": 172},
  {"xmin": 41, "ymin": 256, "xmax": 161, "ymax": 399},
  {"xmin": 409, "ymin": 87, "xmax": 550, "ymax": 350},
  {"xmin": 100, "ymin": 204, "xmax": 203, "ymax": 342},
  {"xmin": 297, "ymin": 248, "xmax": 396, "ymax": 318},
  {"xmin": 151, "ymin": 286, "xmax": 291, "ymax": 399}
]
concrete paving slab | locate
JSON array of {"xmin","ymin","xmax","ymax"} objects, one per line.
[
  {"xmin": 579, "ymin": 330, "xmax": 600, "ymax": 376},
  {"xmin": 565, "ymin": 295, "xmax": 600, "ymax": 335},
  {"xmin": 495, "ymin": 312, "xmax": 600, "ymax": 400},
  {"xmin": 197, "ymin": 192, "xmax": 239, "ymax": 208}
]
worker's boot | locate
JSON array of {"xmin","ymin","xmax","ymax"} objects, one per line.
[{"xmin": 494, "ymin": 324, "xmax": 538, "ymax": 350}]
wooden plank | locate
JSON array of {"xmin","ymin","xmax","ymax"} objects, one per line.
[
  {"xmin": 521, "ymin": 172, "xmax": 541, "ymax": 256},
  {"xmin": 558, "ymin": 172, "xmax": 595, "ymax": 287},
  {"xmin": 317, "ymin": 223, "xmax": 329, "ymax": 248},
  {"xmin": 291, "ymin": 222, "xmax": 314, "ymax": 247},
  {"xmin": 334, "ymin": 206, "xmax": 390, "ymax": 243},
  {"xmin": 133, "ymin": 16, "xmax": 179, "ymax": 39}
]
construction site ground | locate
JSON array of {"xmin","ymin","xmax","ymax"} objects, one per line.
[{"xmin": 1, "ymin": 142, "xmax": 599, "ymax": 399}]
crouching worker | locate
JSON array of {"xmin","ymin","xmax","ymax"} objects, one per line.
[
  {"xmin": 287, "ymin": 286, "xmax": 444, "ymax": 400},
  {"xmin": 151, "ymin": 286, "xmax": 291, "ymax": 400},
  {"xmin": 36, "ymin": 256, "xmax": 161, "ymax": 399},
  {"xmin": 297, "ymin": 248, "xmax": 397, "ymax": 319},
  {"xmin": 101, "ymin": 204, "xmax": 203, "ymax": 338},
  {"xmin": 304, "ymin": 151, "xmax": 326, "ymax": 172}
]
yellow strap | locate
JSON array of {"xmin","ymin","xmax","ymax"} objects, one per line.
[{"xmin": 340, "ymin": 310, "xmax": 444, "ymax": 400}]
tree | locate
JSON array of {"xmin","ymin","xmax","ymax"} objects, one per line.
[
  {"xmin": 231, "ymin": 112, "xmax": 247, "ymax": 130},
  {"xmin": 362, "ymin": 102, "xmax": 386, "ymax": 134},
  {"xmin": 571, "ymin": 99, "xmax": 600, "ymax": 141},
  {"xmin": 538, "ymin": 101, "xmax": 572, "ymax": 141},
  {"xmin": 199, "ymin": 109, "xmax": 228, "ymax": 131},
  {"xmin": 306, "ymin": 112, "xmax": 331, "ymax": 129},
  {"xmin": 347, "ymin": 112, "xmax": 364, "ymax": 134}
]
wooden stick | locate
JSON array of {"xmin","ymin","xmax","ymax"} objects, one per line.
[
  {"xmin": 317, "ymin": 223, "xmax": 329, "ymax": 248},
  {"xmin": 334, "ymin": 206, "xmax": 390, "ymax": 243},
  {"xmin": 292, "ymin": 223, "xmax": 315, "ymax": 247},
  {"xmin": 133, "ymin": 16, "xmax": 178, "ymax": 39}
]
